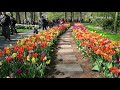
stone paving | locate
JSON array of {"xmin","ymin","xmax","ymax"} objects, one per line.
[{"xmin": 50, "ymin": 29, "xmax": 84, "ymax": 78}]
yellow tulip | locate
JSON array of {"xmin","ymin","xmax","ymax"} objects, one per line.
[
  {"xmin": 31, "ymin": 57, "xmax": 36, "ymax": 63},
  {"xmin": 27, "ymin": 55, "xmax": 30, "ymax": 61},
  {"xmin": 46, "ymin": 60, "xmax": 51, "ymax": 65},
  {"xmin": 11, "ymin": 53, "xmax": 17, "ymax": 58}
]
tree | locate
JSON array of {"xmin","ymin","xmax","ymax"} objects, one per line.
[
  {"xmin": 64, "ymin": 12, "xmax": 67, "ymax": 19},
  {"xmin": 33, "ymin": 12, "xmax": 36, "ymax": 21},
  {"xmin": 16, "ymin": 12, "xmax": 21, "ymax": 24},
  {"xmin": 30, "ymin": 12, "xmax": 33, "ymax": 24},
  {"xmin": 114, "ymin": 12, "xmax": 118, "ymax": 33},
  {"xmin": 39, "ymin": 12, "xmax": 42, "ymax": 19},
  {"xmin": 25, "ymin": 12, "xmax": 27, "ymax": 20},
  {"xmin": 80, "ymin": 12, "xmax": 82, "ymax": 22},
  {"xmin": 47, "ymin": 12, "xmax": 64, "ymax": 20},
  {"xmin": 71, "ymin": 12, "xmax": 73, "ymax": 22}
]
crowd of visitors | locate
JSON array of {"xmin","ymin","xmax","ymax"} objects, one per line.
[
  {"xmin": 0, "ymin": 12, "xmax": 88, "ymax": 41},
  {"xmin": 0, "ymin": 12, "xmax": 17, "ymax": 41}
]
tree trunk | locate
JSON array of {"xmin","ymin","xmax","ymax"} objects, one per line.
[
  {"xmin": 64, "ymin": 12, "xmax": 67, "ymax": 19},
  {"xmin": 80, "ymin": 12, "xmax": 82, "ymax": 22},
  {"xmin": 71, "ymin": 12, "xmax": 73, "ymax": 22},
  {"xmin": 30, "ymin": 12, "xmax": 33, "ymax": 24},
  {"xmin": 114, "ymin": 12, "xmax": 118, "ymax": 33},
  {"xmin": 16, "ymin": 12, "xmax": 21, "ymax": 24},
  {"xmin": 33, "ymin": 12, "xmax": 35, "ymax": 21},
  {"xmin": 39, "ymin": 12, "xmax": 42, "ymax": 19},
  {"xmin": 73, "ymin": 12, "xmax": 74, "ymax": 21},
  {"xmin": 25, "ymin": 12, "xmax": 27, "ymax": 20}
]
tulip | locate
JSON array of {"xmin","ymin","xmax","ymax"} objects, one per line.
[
  {"xmin": 16, "ymin": 69, "xmax": 22, "ymax": 75},
  {"xmin": 31, "ymin": 57, "xmax": 36, "ymax": 63},
  {"xmin": 46, "ymin": 60, "xmax": 51, "ymax": 65}
]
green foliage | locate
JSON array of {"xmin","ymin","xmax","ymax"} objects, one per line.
[
  {"xmin": 83, "ymin": 23, "xmax": 120, "ymax": 41},
  {"xmin": 17, "ymin": 29, "xmax": 29, "ymax": 33},
  {"xmin": 47, "ymin": 12, "xmax": 65, "ymax": 20},
  {"xmin": 16, "ymin": 25, "xmax": 32, "ymax": 29},
  {"xmin": 91, "ymin": 12, "xmax": 120, "ymax": 33}
]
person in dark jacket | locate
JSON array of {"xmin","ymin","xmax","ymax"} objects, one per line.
[
  {"xmin": 40, "ymin": 16, "xmax": 47, "ymax": 30},
  {"xmin": 1, "ymin": 12, "xmax": 11, "ymax": 41},
  {"xmin": 10, "ymin": 16, "xmax": 17, "ymax": 35}
]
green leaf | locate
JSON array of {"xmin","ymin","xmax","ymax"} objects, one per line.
[
  {"xmin": 103, "ymin": 67, "xmax": 106, "ymax": 71},
  {"xmin": 107, "ymin": 62, "xmax": 113, "ymax": 69},
  {"xmin": 92, "ymin": 65, "xmax": 100, "ymax": 72}
]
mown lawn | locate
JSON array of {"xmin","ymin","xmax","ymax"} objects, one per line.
[
  {"xmin": 17, "ymin": 29, "xmax": 29, "ymax": 33},
  {"xmin": 82, "ymin": 23, "xmax": 120, "ymax": 41}
]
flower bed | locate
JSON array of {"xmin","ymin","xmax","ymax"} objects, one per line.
[
  {"xmin": 0, "ymin": 23, "xmax": 70, "ymax": 78},
  {"xmin": 71, "ymin": 23, "xmax": 120, "ymax": 78}
]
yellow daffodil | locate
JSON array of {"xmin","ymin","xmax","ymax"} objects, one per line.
[
  {"xmin": 46, "ymin": 60, "xmax": 51, "ymax": 65},
  {"xmin": 31, "ymin": 57, "xmax": 36, "ymax": 63}
]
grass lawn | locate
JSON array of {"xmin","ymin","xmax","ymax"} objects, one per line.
[
  {"xmin": 82, "ymin": 23, "xmax": 120, "ymax": 41},
  {"xmin": 17, "ymin": 29, "xmax": 29, "ymax": 33}
]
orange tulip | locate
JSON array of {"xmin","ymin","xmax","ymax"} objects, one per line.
[
  {"xmin": 95, "ymin": 49, "xmax": 102, "ymax": 55},
  {"xmin": 17, "ymin": 53, "xmax": 23, "ymax": 59},
  {"xmin": 86, "ymin": 50, "xmax": 91, "ymax": 54},
  {"xmin": 109, "ymin": 50, "xmax": 116, "ymax": 55},
  {"xmin": 40, "ymin": 56, "xmax": 45, "ymax": 61},
  {"xmin": 110, "ymin": 67, "xmax": 120, "ymax": 74},
  {"xmin": 32, "ymin": 53, "xmax": 39, "ymax": 58}
]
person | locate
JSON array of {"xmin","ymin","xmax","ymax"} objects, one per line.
[
  {"xmin": 40, "ymin": 16, "xmax": 47, "ymax": 30},
  {"xmin": 32, "ymin": 19, "xmax": 36, "ymax": 25},
  {"xmin": 46, "ymin": 18, "xmax": 49, "ymax": 29},
  {"xmin": 10, "ymin": 16, "xmax": 17, "ymax": 35},
  {"xmin": 1, "ymin": 12, "xmax": 11, "ymax": 41},
  {"xmin": 0, "ymin": 13, "xmax": 4, "ymax": 36}
]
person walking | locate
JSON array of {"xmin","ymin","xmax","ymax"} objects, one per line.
[
  {"xmin": 10, "ymin": 16, "xmax": 17, "ymax": 35},
  {"xmin": 1, "ymin": 12, "xmax": 11, "ymax": 41},
  {"xmin": 40, "ymin": 16, "xmax": 47, "ymax": 30}
]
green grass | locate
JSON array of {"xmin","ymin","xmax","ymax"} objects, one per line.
[
  {"xmin": 82, "ymin": 23, "xmax": 120, "ymax": 41},
  {"xmin": 17, "ymin": 29, "xmax": 29, "ymax": 33}
]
